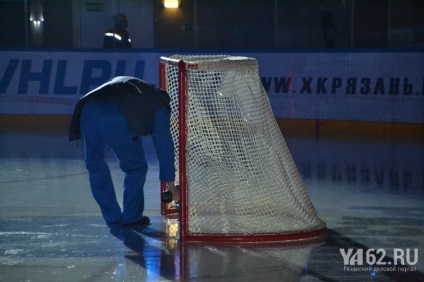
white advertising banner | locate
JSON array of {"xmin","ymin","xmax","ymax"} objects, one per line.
[
  {"xmin": 0, "ymin": 50, "xmax": 165, "ymax": 114},
  {"xmin": 0, "ymin": 50, "xmax": 423, "ymax": 123},
  {"xmin": 255, "ymin": 51, "xmax": 424, "ymax": 123}
]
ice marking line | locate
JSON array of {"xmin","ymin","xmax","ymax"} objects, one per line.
[
  {"xmin": 0, "ymin": 232, "xmax": 53, "ymax": 236},
  {"xmin": 0, "ymin": 171, "xmax": 88, "ymax": 184},
  {"xmin": 4, "ymin": 249, "xmax": 25, "ymax": 255},
  {"xmin": 0, "ymin": 166, "xmax": 120, "ymax": 184},
  {"xmin": 41, "ymin": 224, "xmax": 69, "ymax": 228}
]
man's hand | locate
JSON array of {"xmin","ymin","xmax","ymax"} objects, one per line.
[{"xmin": 166, "ymin": 182, "xmax": 179, "ymax": 202}]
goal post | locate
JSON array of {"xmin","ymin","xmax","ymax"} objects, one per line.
[{"xmin": 159, "ymin": 55, "xmax": 326, "ymax": 242}]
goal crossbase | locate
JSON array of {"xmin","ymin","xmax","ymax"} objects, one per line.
[{"xmin": 182, "ymin": 228, "xmax": 328, "ymax": 243}]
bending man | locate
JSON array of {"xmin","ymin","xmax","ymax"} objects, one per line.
[{"xmin": 69, "ymin": 76, "xmax": 179, "ymax": 226}]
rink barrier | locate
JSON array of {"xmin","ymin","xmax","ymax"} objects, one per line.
[{"xmin": 0, "ymin": 114, "xmax": 423, "ymax": 138}]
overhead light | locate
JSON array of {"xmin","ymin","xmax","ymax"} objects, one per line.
[{"xmin": 163, "ymin": 0, "xmax": 179, "ymax": 8}]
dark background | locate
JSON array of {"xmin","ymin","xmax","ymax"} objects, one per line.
[{"xmin": 0, "ymin": 0, "xmax": 423, "ymax": 49}]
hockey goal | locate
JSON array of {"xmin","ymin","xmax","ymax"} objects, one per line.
[{"xmin": 159, "ymin": 55, "xmax": 326, "ymax": 242}]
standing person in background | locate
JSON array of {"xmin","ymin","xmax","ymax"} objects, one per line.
[
  {"xmin": 69, "ymin": 76, "xmax": 179, "ymax": 227},
  {"xmin": 103, "ymin": 13, "xmax": 132, "ymax": 48}
]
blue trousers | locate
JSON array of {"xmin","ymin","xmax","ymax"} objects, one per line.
[{"xmin": 80, "ymin": 100, "xmax": 175, "ymax": 225}]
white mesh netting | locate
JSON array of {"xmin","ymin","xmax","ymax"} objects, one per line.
[{"xmin": 162, "ymin": 55, "xmax": 325, "ymax": 238}]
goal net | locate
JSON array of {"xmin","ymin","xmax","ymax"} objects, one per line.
[{"xmin": 159, "ymin": 55, "xmax": 326, "ymax": 242}]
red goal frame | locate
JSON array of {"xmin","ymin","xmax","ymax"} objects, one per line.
[{"xmin": 159, "ymin": 56, "xmax": 327, "ymax": 242}]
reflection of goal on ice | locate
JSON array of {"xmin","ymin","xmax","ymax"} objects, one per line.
[{"xmin": 159, "ymin": 55, "xmax": 326, "ymax": 242}]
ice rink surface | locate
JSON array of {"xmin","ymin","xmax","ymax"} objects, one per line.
[{"xmin": 0, "ymin": 125, "xmax": 423, "ymax": 281}]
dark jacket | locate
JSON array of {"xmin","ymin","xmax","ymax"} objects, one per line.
[
  {"xmin": 103, "ymin": 28, "xmax": 132, "ymax": 48},
  {"xmin": 68, "ymin": 76, "xmax": 170, "ymax": 141}
]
